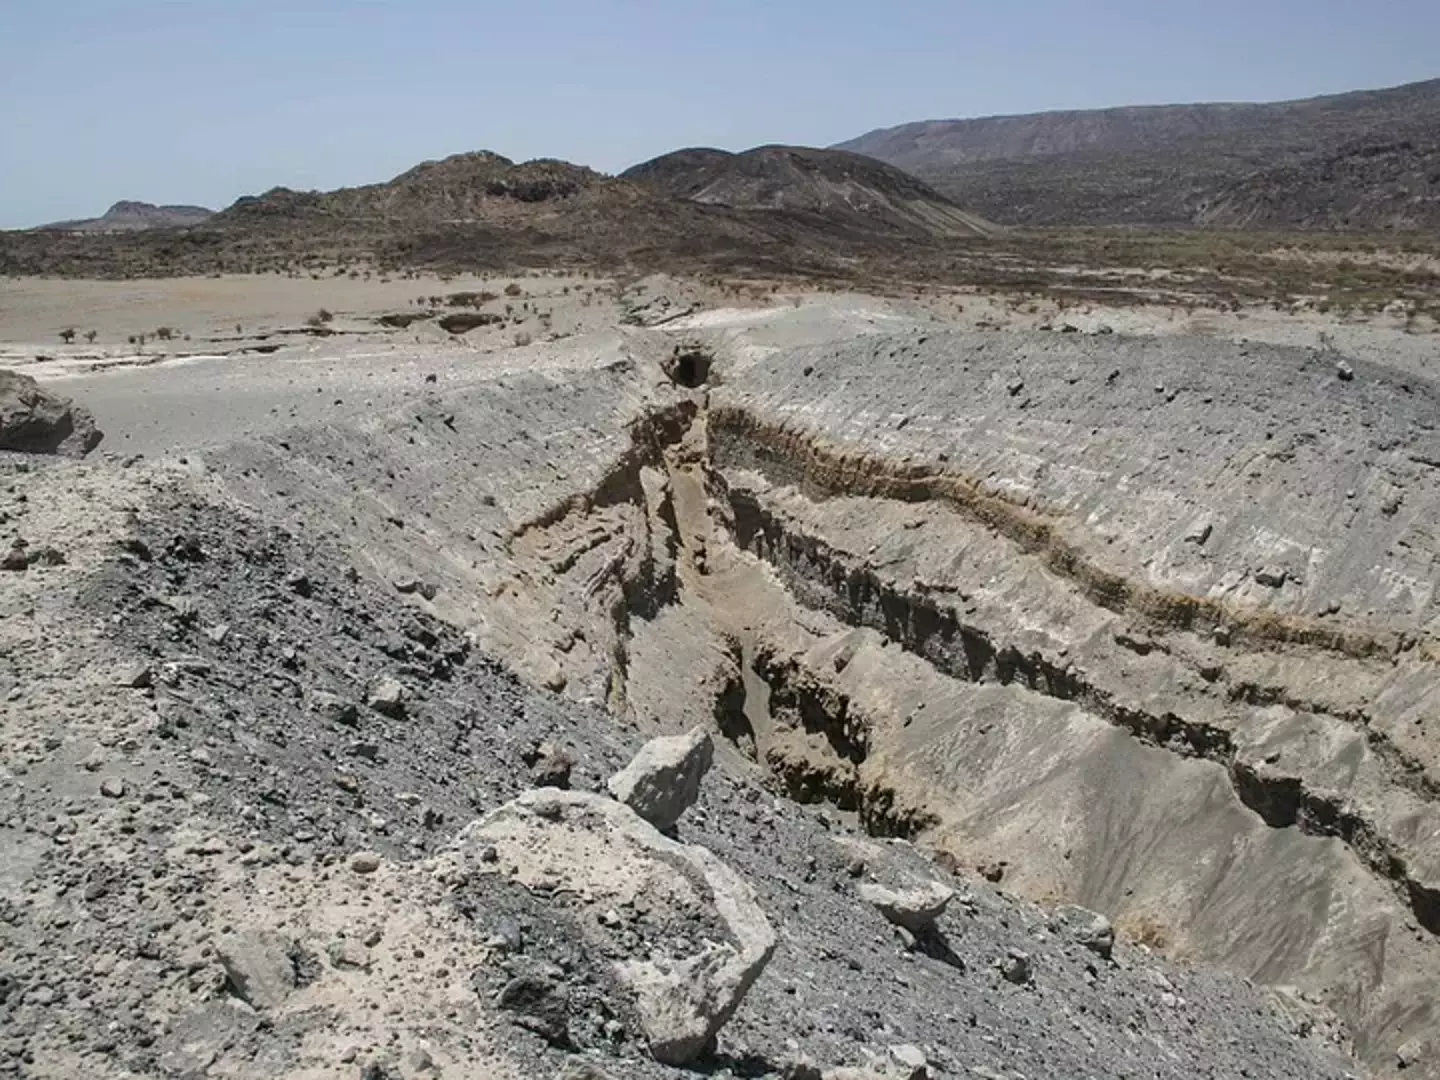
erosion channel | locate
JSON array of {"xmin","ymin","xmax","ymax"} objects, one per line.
[{"xmin": 196, "ymin": 319, "xmax": 1440, "ymax": 1076}]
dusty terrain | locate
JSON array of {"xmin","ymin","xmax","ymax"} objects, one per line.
[{"xmin": 4, "ymin": 268, "xmax": 1440, "ymax": 1078}]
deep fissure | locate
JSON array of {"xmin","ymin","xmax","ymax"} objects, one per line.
[{"xmin": 559, "ymin": 395, "xmax": 1440, "ymax": 941}]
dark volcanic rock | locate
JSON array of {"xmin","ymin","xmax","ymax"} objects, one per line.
[{"xmin": 0, "ymin": 369, "xmax": 103, "ymax": 456}]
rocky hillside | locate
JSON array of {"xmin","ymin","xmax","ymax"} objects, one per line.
[
  {"xmin": 1196, "ymin": 137, "xmax": 1440, "ymax": 230},
  {"xmin": 218, "ymin": 152, "xmax": 605, "ymax": 225},
  {"xmin": 0, "ymin": 329, "xmax": 1365, "ymax": 1078},
  {"xmin": 0, "ymin": 150, "xmax": 999, "ymax": 280},
  {"xmin": 622, "ymin": 145, "xmax": 998, "ymax": 238},
  {"xmin": 836, "ymin": 77, "xmax": 1440, "ymax": 227},
  {"xmin": 41, "ymin": 200, "xmax": 214, "ymax": 232}
]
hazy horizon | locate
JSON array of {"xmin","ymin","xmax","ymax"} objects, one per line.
[{"xmin": 3, "ymin": 0, "xmax": 1437, "ymax": 228}]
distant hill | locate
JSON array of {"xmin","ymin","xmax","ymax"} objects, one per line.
[
  {"xmin": 217, "ymin": 152, "xmax": 603, "ymax": 225},
  {"xmin": 836, "ymin": 78, "xmax": 1440, "ymax": 227},
  {"xmin": 41, "ymin": 200, "xmax": 214, "ymax": 233},
  {"xmin": 1, "ymin": 150, "xmax": 993, "ymax": 280},
  {"xmin": 1195, "ymin": 137, "xmax": 1440, "ymax": 230},
  {"xmin": 621, "ymin": 145, "xmax": 998, "ymax": 238}
]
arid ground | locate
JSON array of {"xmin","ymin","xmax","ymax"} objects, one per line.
[{"xmin": 3, "ymin": 259, "xmax": 1439, "ymax": 1079}]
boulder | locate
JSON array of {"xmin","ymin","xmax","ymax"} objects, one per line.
[
  {"xmin": 606, "ymin": 727, "xmax": 714, "ymax": 831},
  {"xmin": 1050, "ymin": 904, "xmax": 1115, "ymax": 959},
  {"xmin": 0, "ymin": 369, "xmax": 103, "ymax": 456},
  {"xmin": 452, "ymin": 787, "xmax": 774, "ymax": 1065},
  {"xmin": 857, "ymin": 879, "xmax": 954, "ymax": 933},
  {"xmin": 366, "ymin": 677, "xmax": 406, "ymax": 717}
]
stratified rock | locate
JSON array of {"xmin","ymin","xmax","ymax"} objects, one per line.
[
  {"xmin": 0, "ymin": 369, "xmax": 103, "ymax": 456},
  {"xmin": 606, "ymin": 727, "xmax": 714, "ymax": 831},
  {"xmin": 453, "ymin": 787, "xmax": 775, "ymax": 1066},
  {"xmin": 857, "ymin": 879, "xmax": 954, "ymax": 933}
]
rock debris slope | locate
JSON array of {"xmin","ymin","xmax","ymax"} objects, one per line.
[
  {"xmin": 0, "ymin": 451, "xmax": 1357, "ymax": 1079},
  {"xmin": 9, "ymin": 296, "xmax": 1437, "ymax": 1077},
  {"xmin": 110, "ymin": 310, "xmax": 1440, "ymax": 1075}
]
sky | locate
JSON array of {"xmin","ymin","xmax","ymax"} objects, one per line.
[{"xmin": 2, "ymin": 0, "xmax": 1437, "ymax": 228}]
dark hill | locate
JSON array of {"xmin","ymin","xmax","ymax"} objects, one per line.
[
  {"xmin": 0, "ymin": 150, "xmax": 994, "ymax": 280},
  {"xmin": 217, "ymin": 152, "xmax": 605, "ymax": 225},
  {"xmin": 622, "ymin": 145, "xmax": 998, "ymax": 238},
  {"xmin": 836, "ymin": 78, "xmax": 1440, "ymax": 227},
  {"xmin": 1195, "ymin": 137, "xmax": 1440, "ymax": 230}
]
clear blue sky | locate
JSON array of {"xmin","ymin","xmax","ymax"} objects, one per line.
[{"xmin": 2, "ymin": 0, "xmax": 1436, "ymax": 228}]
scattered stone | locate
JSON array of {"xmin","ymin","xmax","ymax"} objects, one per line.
[
  {"xmin": 366, "ymin": 677, "xmax": 406, "ymax": 717},
  {"xmin": 283, "ymin": 569, "xmax": 313, "ymax": 596},
  {"xmin": 1396, "ymin": 1036, "xmax": 1426, "ymax": 1070},
  {"xmin": 606, "ymin": 726, "xmax": 714, "ymax": 831},
  {"xmin": 998, "ymin": 948, "xmax": 1033, "ymax": 986},
  {"xmin": 114, "ymin": 662, "xmax": 154, "ymax": 689},
  {"xmin": 1336, "ymin": 360, "xmax": 1355, "ymax": 382},
  {"xmin": 314, "ymin": 692, "xmax": 359, "ymax": 726},
  {"xmin": 25, "ymin": 545, "xmax": 65, "ymax": 567},
  {"xmin": 889, "ymin": 1043, "xmax": 930, "ymax": 1078},
  {"xmin": 214, "ymin": 930, "xmax": 298, "ymax": 1009},
  {"xmin": 327, "ymin": 938, "xmax": 372, "ymax": 971},
  {"xmin": 350, "ymin": 851, "xmax": 382, "ymax": 875},
  {"xmin": 1, "ymin": 542, "xmax": 26, "ymax": 572},
  {"xmin": 496, "ymin": 974, "xmax": 571, "ymax": 1047},
  {"xmin": 857, "ymin": 879, "xmax": 955, "ymax": 933},
  {"xmin": 99, "ymin": 777, "xmax": 126, "ymax": 799},
  {"xmin": 530, "ymin": 747, "xmax": 575, "ymax": 790},
  {"xmin": 1050, "ymin": 905, "xmax": 1115, "ymax": 959},
  {"xmin": 1255, "ymin": 567, "xmax": 1288, "ymax": 588}
]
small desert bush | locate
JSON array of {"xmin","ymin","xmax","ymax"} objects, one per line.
[
  {"xmin": 306, "ymin": 309, "xmax": 335, "ymax": 328},
  {"xmin": 504, "ymin": 283, "xmax": 523, "ymax": 297},
  {"xmin": 446, "ymin": 291, "xmax": 498, "ymax": 309}
]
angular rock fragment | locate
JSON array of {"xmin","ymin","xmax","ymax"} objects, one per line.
[
  {"xmin": 496, "ymin": 973, "xmax": 571, "ymax": 1047},
  {"xmin": 453, "ymin": 787, "xmax": 774, "ymax": 1066},
  {"xmin": 606, "ymin": 726, "xmax": 714, "ymax": 831},
  {"xmin": 1050, "ymin": 904, "xmax": 1115, "ymax": 959},
  {"xmin": 214, "ymin": 930, "xmax": 298, "ymax": 1009},
  {"xmin": 857, "ymin": 879, "xmax": 954, "ymax": 933},
  {"xmin": 0, "ymin": 369, "xmax": 103, "ymax": 456},
  {"xmin": 367, "ymin": 677, "xmax": 406, "ymax": 717}
]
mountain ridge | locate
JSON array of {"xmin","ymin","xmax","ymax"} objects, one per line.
[{"xmin": 835, "ymin": 77, "xmax": 1440, "ymax": 227}]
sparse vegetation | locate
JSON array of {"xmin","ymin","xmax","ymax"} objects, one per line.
[
  {"xmin": 306, "ymin": 309, "xmax": 335, "ymax": 328},
  {"xmin": 84, "ymin": 330, "xmax": 97, "ymax": 344},
  {"xmin": 504, "ymin": 283, "xmax": 524, "ymax": 297},
  {"xmin": 59, "ymin": 328, "xmax": 75, "ymax": 344},
  {"xmin": 514, "ymin": 330, "xmax": 532, "ymax": 347},
  {"xmin": 445, "ymin": 291, "xmax": 499, "ymax": 309},
  {"xmin": 155, "ymin": 326, "xmax": 174, "ymax": 341}
]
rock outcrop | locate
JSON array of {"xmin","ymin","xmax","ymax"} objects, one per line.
[{"xmin": 0, "ymin": 370, "xmax": 103, "ymax": 456}]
